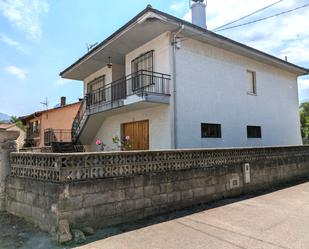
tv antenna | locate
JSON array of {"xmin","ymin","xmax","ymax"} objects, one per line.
[
  {"xmin": 40, "ymin": 97, "xmax": 49, "ymax": 118},
  {"xmin": 86, "ymin": 42, "xmax": 98, "ymax": 51}
]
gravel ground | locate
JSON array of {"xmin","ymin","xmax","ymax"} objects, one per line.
[
  {"xmin": 0, "ymin": 212, "xmax": 64, "ymax": 249},
  {"xmin": 0, "ymin": 198, "xmax": 243, "ymax": 249}
]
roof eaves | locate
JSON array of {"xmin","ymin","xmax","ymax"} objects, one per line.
[
  {"xmin": 149, "ymin": 8, "xmax": 308, "ymax": 74},
  {"xmin": 19, "ymin": 101, "xmax": 81, "ymax": 121},
  {"xmin": 60, "ymin": 5, "xmax": 308, "ymax": 77},
  {"xmin": 60, "ymin": 5, "xmax": 153, "ymax": 77}
]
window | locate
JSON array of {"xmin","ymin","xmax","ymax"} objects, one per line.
[
  {"xmin": 247, "ymin": 70, "xmax": 257, "ymax": 94},
  {"xmin": 247, "ymin": 126, "xmax": 262, "ymax": 138},
  {"xmin": 31, "ymin": 120, "xmax": 40, "ymax": 134},
  {"xmin": 131, "ymin": 50, "xmax": 154, "ymax": 73},
  {"xmin": 201, "ymin": 123, "xmax": 221, "ymax": 138},
  {"xmin": 87, "ymin": 75, "xmax": 105, "ymax": 93},
  {"xmin": 131, "ymin": 50, "xmax": 154, "ymax": 90},
  {"xmin": 87, "ymin": 75, "xmax": 106, "ymax": 105}
]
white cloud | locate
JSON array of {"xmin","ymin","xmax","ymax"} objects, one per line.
[
  {"xmin": 54, "ymin": 78, "xmax": 74, "ymax": 87},
  {"xmin": 279, "ymin": 37, "xmax": 309, "ymax": 63},
  {"xmin": 0, "ymin": 33, "xmax": 23, "ymax": 51},
  {"xmin": 299, "ymin": 78, "xmax": 309, "ymax": 91},
  {"xmin": 4, "ymin": 66, "xmax": 27, "ymax": 80},
  {"xmin": 182, "ymin": 0, "xmax": 309, "ymax": 65},
  {"xmin": 170, "ymin": 1, "xmax": 187, "ymax": 12},
  {"xmin": 0, "ymin": 0, "xmax": 49, "ymax": 41}
]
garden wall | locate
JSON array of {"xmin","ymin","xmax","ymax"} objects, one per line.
[{"xmin": 6, "ymin": 146, "xmax": 309, "ymax": 240}]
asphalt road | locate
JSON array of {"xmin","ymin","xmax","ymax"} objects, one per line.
[{"xmin": 76, "ymin": 182, "xmax": 309, "ymax": 249}]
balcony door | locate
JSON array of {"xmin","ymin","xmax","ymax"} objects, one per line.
[
  {"xmin": 131, "ymin": 50, "xmax": 153, "ymax": 91},
  {"xmin": 122, "ymin": 120, "xmax": 149, "ymax": 150}
]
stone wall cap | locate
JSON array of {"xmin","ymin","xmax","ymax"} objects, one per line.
[{"xmin": 10, "ymin": 144, "xmax": 309, "ymax": 157}]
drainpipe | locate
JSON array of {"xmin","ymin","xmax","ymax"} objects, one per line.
[{"xmin": 172, "ymin": 24, "xmax": 184, "ymax": 149}]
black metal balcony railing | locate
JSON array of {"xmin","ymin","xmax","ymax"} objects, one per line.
[
  {"xmin": 71, "ymin": 70, "xmax": 171, "ymax": 142},
  {"xmin": 86, "ymin": 70, "xmax": 171, "ymax": 107},
  {"xmin": 44, "ymin": 128, "xmax": 72, "ymax": 146}
]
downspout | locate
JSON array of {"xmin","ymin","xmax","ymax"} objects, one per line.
[{"xmin": 172, "ymin": 24, "xmax": 184, "ymax": 149}]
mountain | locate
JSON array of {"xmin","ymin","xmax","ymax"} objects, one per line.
[{"xmin": 0, "ymin": 112, "xmax": 11, "ymax": 123}]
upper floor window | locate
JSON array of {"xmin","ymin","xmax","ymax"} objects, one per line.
[
  {"xmin": 87, "ymin": 75, "xmax": 105, "ymax": 93},
  {"xmin": 131, "ymin": 50, "xmax": 154, "ymax": 73},
  {"xmin": 247, "ymin": 70, "xmax": 257, "ymax": 95},
  {"xmin": 131, "ymin": 50, "xmax": 154, "ymax": 90},
  {"xmin": 247, "ymin": 126, "xmax": 262, "ymax": 138},
  {"xmin": 201, "ymin": 123, "xmax": 222, "ymax": 138},
  {"xmin": 31, "ymin": 120, "xmax": 40, "ymax": 134}
]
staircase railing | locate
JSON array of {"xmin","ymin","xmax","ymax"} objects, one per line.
[{"xmin": 72, "ymin": 98, "xmax": 87, "ymax": 143}]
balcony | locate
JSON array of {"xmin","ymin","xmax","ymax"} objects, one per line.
[
  {"xmin": 44, "ymin": 128, "xmax": 72, "ymax": 146},
  {"xmin": 71, "ymin": 70, "xmax": 170, "ymax": 143},
  {"xmin": 86, "ymin": 70, "xmax": 170, "ymax": 113}
]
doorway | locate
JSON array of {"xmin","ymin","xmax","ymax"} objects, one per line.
[{"xmin": 122, "ymin": 120, "xmax": 149, "ymax": 150}]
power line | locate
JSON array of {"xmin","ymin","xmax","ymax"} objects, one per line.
[
  {"xmin": 213, "ymin": 0, "xmax": 284, "ymax": 31},
  {"xmin": 215, "ymin": 3, "xmax": 309, "ymax": 32}
]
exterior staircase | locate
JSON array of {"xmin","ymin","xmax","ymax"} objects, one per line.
[{"xmin": 72, "ymin": 98, "xmax": 88, "ymax": 144}]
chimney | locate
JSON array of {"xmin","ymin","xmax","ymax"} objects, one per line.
[
  {"xmin": 60, "ymin": 96, "xmax": 66, "ymax": 106},
  {"xmin": 191, "ymin": 0, "xmax": 207, "ymax": 29}
]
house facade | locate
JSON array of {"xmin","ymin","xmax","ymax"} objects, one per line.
[
  {"xmin": 20, "ymin": 97, "xmax": 81, "ymax": 148},
  {"xmin": 60, "ymin": 5, "xmax": 308, "ymax": 152}
]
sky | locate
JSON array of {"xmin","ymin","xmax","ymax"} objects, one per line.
[{"xmin": 0, "ymin": 0, "xmax": 308, "ymax": 117}]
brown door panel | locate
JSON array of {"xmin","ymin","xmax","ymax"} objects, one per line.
[{"xmin": 122, "ymin": 120, "xmax": 149, "ymax": 150}]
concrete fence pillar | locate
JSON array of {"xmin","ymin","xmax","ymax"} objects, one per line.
[{"xmin": 0, "ymin": 129, "xmax": 19, "ymax": 211}]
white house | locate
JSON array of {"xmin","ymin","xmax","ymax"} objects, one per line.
[{"xmin": 60, "ymin": 3, "xmax": 308, "ymax": 152}]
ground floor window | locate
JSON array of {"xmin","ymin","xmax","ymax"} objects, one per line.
[
  {"xmin": 201, "ymin": 123, "xmax": 222, "ymax": 138},
  {"xmin": 247, "ymin": 126, "xmax": 262, "ymax": 138}
]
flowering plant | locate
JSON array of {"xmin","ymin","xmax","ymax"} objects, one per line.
[
  {"xmin": 95, "ymin": 139, "xmax": 107, "ymax": 151},
  {"xmin": 95, "ymin": 136, "xmax": 132, "ymax": 151},
  {"xmin": 112, "ymin": 135, "xmax": 132, "ymax": 150}
]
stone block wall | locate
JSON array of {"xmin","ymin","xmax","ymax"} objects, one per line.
[
  {"xmin": 5, "ymin": 146, "xmax": 309, "ymax": 236},
  {"xmin": 57, "ymin": 165, "xmax": 244, "ymax": 230},
  {"xmin": 5, "ymin": 177, "xmax": 60, "ymax": 232}
]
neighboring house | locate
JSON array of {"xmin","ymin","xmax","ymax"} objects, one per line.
[
  {"xmin": 20, "ymin": 97, "xmax": 81, "ymax": 148},
  {"xmin": 0, "ymin": 123, "xmax": 25, "ymax": 151},
  {"xmin": 60, "ymin": 4, "xmax": 308, "ymax": 152}
]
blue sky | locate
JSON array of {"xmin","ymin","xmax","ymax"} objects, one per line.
[{"xmin": 0, "ymin": 0, "xmax": 308, "ymax": 116}]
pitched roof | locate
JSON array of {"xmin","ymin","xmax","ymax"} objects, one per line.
[
  {"xmin": 19, "ymin": 101, "xmax": 81, "ymax": 121},
  {"xmin": 60, "ymin": 5, "xmax": 308, "ymax": 78},
  {"xmin": 0, "ymin": 123, "xmax": 15, "ymax": 130}
]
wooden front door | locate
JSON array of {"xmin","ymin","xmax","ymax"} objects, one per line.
[{"xmin": 122, "ymin": 120, "xmax": 149, "ymax": 150}]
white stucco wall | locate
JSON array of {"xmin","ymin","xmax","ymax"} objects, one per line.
[
  {"xmin": 83, "ymin": 64, "xmax": 125, "ymax": 94},
  {"xmin": 175, "ymin": 38, "xmax": 302, "ymax": 148},
  {"xmin": 90, "ymin": 105, "xmax": 171, "ymax": 151},
  {"xmin": 125, "ymin": 32, "xmax": 172, "ymax": 75},
  {"xmin": 84, "ymin": 66, "xmax": 111, "ymax": 95},
  {"xmin": 112, "ymin": 64, "xmax": 125, "ymax": 81}
]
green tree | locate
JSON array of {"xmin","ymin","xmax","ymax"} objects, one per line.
[
  {"xmin": 300, "ymin": 102, "xmax": 309, "ymax": 140},
  {"xmin": 10, "ymin": 116, "xmax": 26, "ymax": 131}
]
